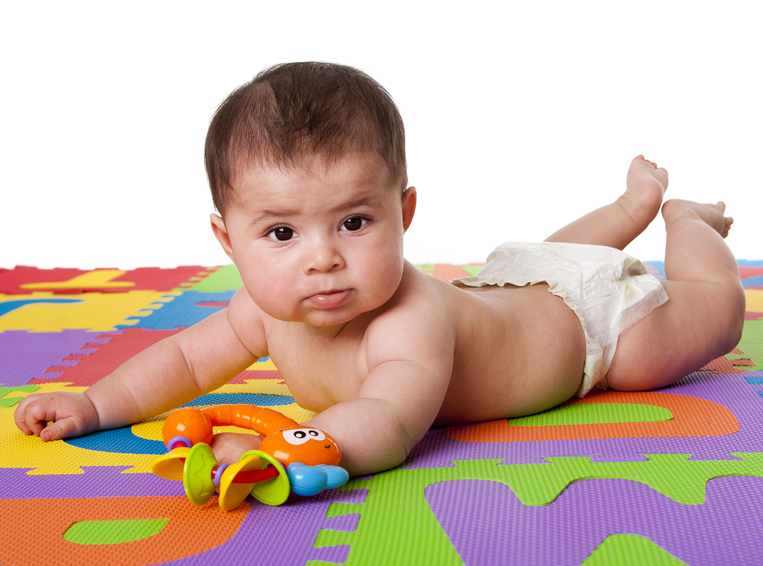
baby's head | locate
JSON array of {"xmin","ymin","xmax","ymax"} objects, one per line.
[
  {"xmin": 205, "ymin": 61, "xmax": 407, "ymax": 218},
  {"xmin": 205, "ymin": 63, "xmax": 416, "ymax": 327}
]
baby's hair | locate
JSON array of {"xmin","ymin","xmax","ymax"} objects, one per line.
[{"xmin": 205, "ymin": 61, "xmax": 407, "ymax": 215}]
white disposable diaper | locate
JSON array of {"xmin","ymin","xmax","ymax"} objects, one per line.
[{"xmin": 452, "ymin": 242, "xmax": 669, "ymax": 397}]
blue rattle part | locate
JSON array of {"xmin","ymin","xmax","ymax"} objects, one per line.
[
  {"xmin": 316, "ymin": 464, "xmax": 350, "ymax": 489},
  {"xmin": 287, "ymin": 463, "xmax": 349, "ymax": 496}
]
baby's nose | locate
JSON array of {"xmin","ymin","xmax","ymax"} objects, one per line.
[{"xmin": 304, "ymin": 241, "xmax": 345, "ymax": 274}]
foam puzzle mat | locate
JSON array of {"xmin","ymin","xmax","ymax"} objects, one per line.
[{"xmin": 1, "ymin": 261, "xmax": 763, "ymax": 565}]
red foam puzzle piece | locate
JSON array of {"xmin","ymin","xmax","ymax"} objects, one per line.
[
  {"xmin": 29, "ymin": 328, "xmax": 184, "ymax": 386},
  {"xmin": 740, "ymin": 266, "xmax": 763, "ymax": 280}
]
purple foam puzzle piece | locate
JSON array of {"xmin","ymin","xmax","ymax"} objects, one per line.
[
  {"xmin": 408, "ymin": 370, "xmax": 763, "ymax": 467},
  {"xmin": 0, "ymin": 330, "xmax": 113, "ymax": 387},
  {"xmin": 426, "ymin": 475, "xmax": 763, "ymax": 566},
  {"xmin": 176, "ymin": 488, "xmax": 367, "ymax": 566},
  {"xmin": 0, "ymin": 466, "xmax": 178, "ymax": 499}
]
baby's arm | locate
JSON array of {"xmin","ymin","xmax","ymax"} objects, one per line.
[
  {"xmin": 305, "ymin": 308, "xmax": 455, "ymax": 476},
  {"xmin": 15, "ymin": 288, "xmax": 262, "ymax": 441}
]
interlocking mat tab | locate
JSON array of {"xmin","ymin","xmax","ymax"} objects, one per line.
[{"xmin": 1, "ymin": 261, "xmax": 762, "ymax": 565}]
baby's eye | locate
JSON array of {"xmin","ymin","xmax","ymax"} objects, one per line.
[
  {"xmin": 267, "ymin": 226, "xmax": 295, "ymax": 241},
  {"xmin": 341, "ymin": 216, "xmax": 369, "ymax": 232}
]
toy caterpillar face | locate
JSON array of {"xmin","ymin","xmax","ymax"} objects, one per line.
[
  {"xmin": 281, "ymin": 428, "xmax": 325, "ymax": 445},
  {"xmin": 260, "ymin": 426, "xmax": 341, "ymax": 467}
]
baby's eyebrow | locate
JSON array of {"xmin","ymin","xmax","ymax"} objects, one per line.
[
  {"xmin": 331, "ymin": 197, "xmax": 382, "ymax": 212},
  {"xmin": 251, "ymin": 197, "xmax": 382, "ymax": 225}
]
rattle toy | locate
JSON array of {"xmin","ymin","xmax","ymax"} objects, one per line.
[{"xmin": 151, "ymin": 404, "xmax": 349, "ymax": 511}]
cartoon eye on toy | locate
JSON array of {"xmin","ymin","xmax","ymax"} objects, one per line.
[{"xmin": 282, "ymin": 428, "xmax": 326, "ymax": 446}]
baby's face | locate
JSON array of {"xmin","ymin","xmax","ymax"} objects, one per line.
[{"xmin": 214, "ymin": 154, "xmax": 415, "ymax": 328}]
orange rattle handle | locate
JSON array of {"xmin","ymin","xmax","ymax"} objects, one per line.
[
  {"xmin": 200, "ymin": 405, "xmax": 299, "ymax": 436},
  {"xmin": 161, "ymin": 405, "xmax": 299, "ymax": 448}
]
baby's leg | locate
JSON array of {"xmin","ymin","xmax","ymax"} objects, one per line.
[
  {"xmin": 604, "ymin": 199, "xmax": 745, "ymax": 390},
  {"xmin": 545, "ymin": 156, "xmax": 667, "ymax": 250}
]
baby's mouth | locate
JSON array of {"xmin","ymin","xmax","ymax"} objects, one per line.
[{"xmin": 306, "ymin": 289, "xmax": 352, "ymax": 309}]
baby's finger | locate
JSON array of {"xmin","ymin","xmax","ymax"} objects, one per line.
[
  {"xmin": 41, "ymin": 417, "xmax": 79, "ymax": 442},
  {"xmin": 23, "ymin": 401, "xmax": 56, "ymax": 437},
  {"xmin": 14, "ymin": 397, "xmax": 33, "ymax": 435}
]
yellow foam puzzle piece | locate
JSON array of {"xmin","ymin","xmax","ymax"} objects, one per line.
[
  {"xmin": 745, "ymin": 289, "xmax": 763, "ymax": 313},
  {"xmin": 0, "ymin": 383, "xmax": 156, "ymax": 475},
  {"xmin": 246, "ymin": 357, "xmax": 278, "ymax": 371},
  {"xmin": 20, "ymin": 270, "xmax": 135, "ymax": 290},
  {"xmin": 0, "ymin": 291, "xmax": 175, "ymax": 332}
]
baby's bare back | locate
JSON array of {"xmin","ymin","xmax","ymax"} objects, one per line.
[{"xmin": 261, "ymin": 263, "xmax": 587, "ymax": 426}]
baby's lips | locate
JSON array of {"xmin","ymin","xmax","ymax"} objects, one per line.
[{"xmin": 306, "ymin": 289, "xmax": 351, "ymax": 309}]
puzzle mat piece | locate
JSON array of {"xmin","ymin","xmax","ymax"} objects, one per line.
[
  {"xmin": 0, "ymin": 384, "xmax": 39, "ymax": 408},
  {"xmin": 739, "ymin": 259, "xmax": 763, "ymax": 288},
  {"xmin": 0, "ymin": 297, "xmax": 83, "ymax": 319},
  {"xmin": 1, "ymin": 380, "xmax": 312, "ymax": 475},
  {"xmin": 0, "ymin": 496, "xmax": 249, "ymax": 566},
  {"xmin": 317, "ymin": 456, "xmax": 763, "ymax": 566},
  {"xmin": 0, "ymin": 291, "xmax": 175, "ymax": 332},
  {"xmin": 447, "ymin": 390, "xmax": 739, "ymax": 443},
  {"xmin": 700, "ymin": 346, "xmax": 757, "ymax": 374},
  {"xmin": 185, "ymin": 264, "xmax": 244, "ymax": 292},
  {"xmin": 736, "ymin": 318, "xmax": 763, "ymax": 368},
  {"xmin": 0, "ymin": 329, "xmax": 111, "ymax": 386},
  {"xmin": 745, "ymin": 289, "xmax": 763, "ymax": 319},
  {"xmin": 581, "ymin": 534, "xmax": 687, "ymax": 566},
  {"xmin": 425, "ymin": 475, "xmax": 760, "ymax": 566},
  {"xmin": 119, "ymin": 290, "xmax": 233, "ymax": 329},
  {"xmin": 63, "ymin": 518, "xmax": 169, "ymax": 545},
  {"xmin": 28, "ymin": 328, "xmax": 183, "ymax": 386},
  {"xmin": 407, "ymin": 368, "xmax": 763, "ymax": 467},
  {"xmin": 0, "ymin": 265, "xmax": 217, "ymax": 294},
  {"xmin": 228, "ymin": 356, "xmax": 287, "ymax": 384},
  {"xmin": 25, "ymin": 328, "xmax": 282, "ymax": 388},
  {"xmin": 0, "ymin": 465, "xmax": 178, "ymax": 499}
]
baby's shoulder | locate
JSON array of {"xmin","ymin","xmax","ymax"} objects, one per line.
[
  {"xmin": 363, "ymin": 265, "xmax": 458, "ymax": 355},
  {"xmin": 224, "ymin": 287, "xmax": 268, "ymax": 357}
]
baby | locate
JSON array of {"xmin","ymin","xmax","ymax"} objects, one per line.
[{"xmin": 15, "ymin": 62, "xmax": 746, "ymax": 476}]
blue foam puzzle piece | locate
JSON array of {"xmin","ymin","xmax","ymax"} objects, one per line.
[
  {"xmin": 0, "ymin": 298, "xmax": 81, "ymax": 317},
  {"xmin": 64, "ymin": 392, "xmax": 296, "ymax": 454},
  {"xmin": 118, "ymin": 291, "xmax": 234, "ymax": 330}
]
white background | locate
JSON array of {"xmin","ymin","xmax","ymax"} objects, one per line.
[{"xmin": 2, "ymin": 1, "xmax": 761, "ymax": 270}]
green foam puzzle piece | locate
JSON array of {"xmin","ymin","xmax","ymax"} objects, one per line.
[
  {"xmin": 582, "ymin": 534, "xmax": 688, "ymax": 565},
  {"xmin": 187, "ymin": 264, "xmax": 243, "ymax": 292},
  {"xmin": 312, "ymin": 453, "xmax": 763, "ymax": 566},
  {"xmin": 63, "ymin": 519, "xmax": 169, "ymax": 545},
  {"xmin": 737, "ymin": 320, "xmax": 763, "ymax": 369},
  {"xmin": 0, "ymin": 384, "xmax": 40, "ymax": 407},
  {"xmin": 507, "ymin": 403, "xmax": 672, "ymax": 426},
  {"xmin": 461, "ymin": 265, "xmax": 483, "ymax": 276}
]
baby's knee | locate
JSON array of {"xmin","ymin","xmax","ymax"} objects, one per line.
[
  {"xmin": 719, "ymin": 282, "xmax": 746, "ymax": 352},
  {"xmin": 688, "ymin": 280, "xmax": 745, "ymax": 359}
]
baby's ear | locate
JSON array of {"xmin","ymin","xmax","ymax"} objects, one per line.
[
  {"xmin": 401, "ymin": 186, "xmax": 417, "ymax": 232},
  {"xmin": 210, "ymin": 214, "xmax": 235, "ymax": 261}
]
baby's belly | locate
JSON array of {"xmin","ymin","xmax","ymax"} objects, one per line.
[{"xmin": 436, "ymin": 283, "xmax": 586, "ymax": 425}]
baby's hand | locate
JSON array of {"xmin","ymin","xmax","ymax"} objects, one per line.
[{"xmin": 14, "ymin": 391, "xmax": 99, "ymax": 442}]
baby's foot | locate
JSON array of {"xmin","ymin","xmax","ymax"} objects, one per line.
[
  {"xmin": 661, "ymin": 199, "xmax": 733, "ymax": 238},
  {"xmin": 618, "ymin": 155, "xmax": 669, "ymax": 229}
]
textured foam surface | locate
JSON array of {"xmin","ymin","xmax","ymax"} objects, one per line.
[{"xmin": 1, "ymin": 260, "xmax": 761, "ymax": 565}]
